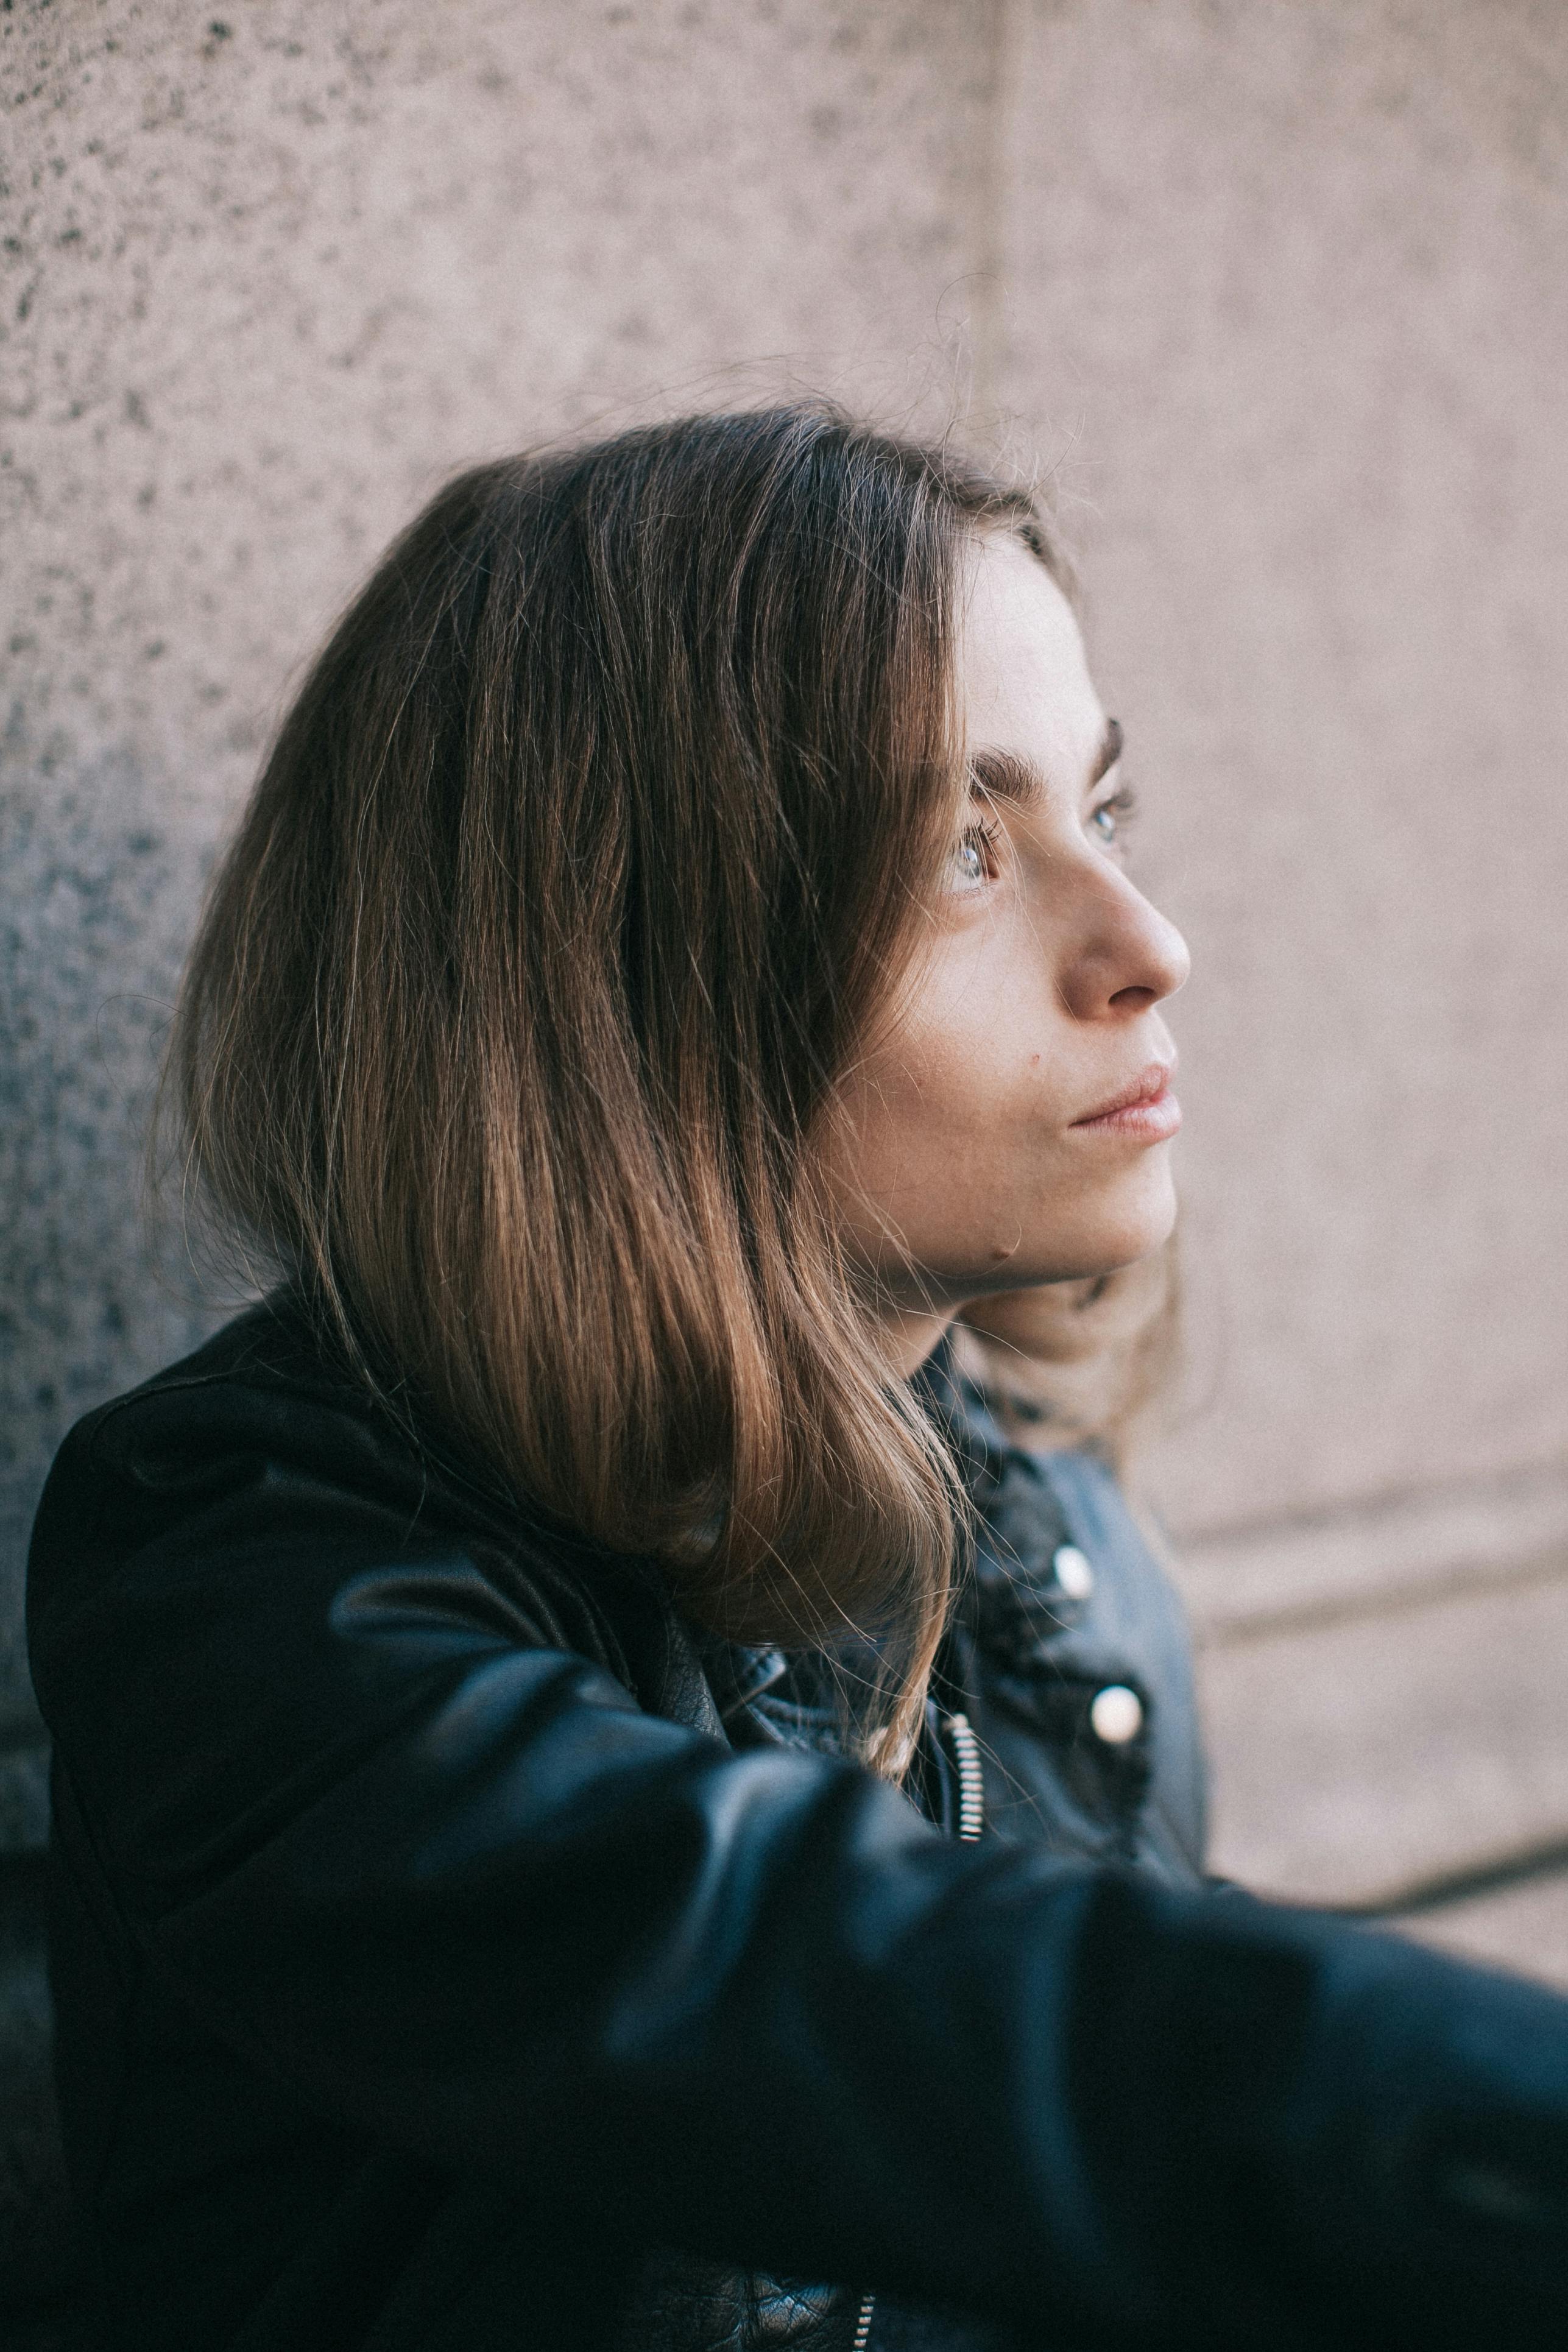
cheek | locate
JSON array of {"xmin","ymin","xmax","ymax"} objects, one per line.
[
  {"xmin": 823, "ymin": 925, "xmax": 1179, "ymax": 1291},
  {"xmin": 856, "ymin": 984, "xmax": 1066, "ymax": 1194}
]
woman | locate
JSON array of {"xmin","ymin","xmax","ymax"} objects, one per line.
[{"xmin": 27, "ymin": 406, "xmax": 1568, "ymax": 2350}]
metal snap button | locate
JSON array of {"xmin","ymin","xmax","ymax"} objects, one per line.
[
  {"xmin": 1089, "ymin": 1684, "xmax": 1143, "ymax": 1745},
  {"xmin": 1051, "ymin": 1543, "xmax": 1094, "ymax": 1601}
]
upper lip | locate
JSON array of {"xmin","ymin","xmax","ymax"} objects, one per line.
[{"xmin": 1072, "ymin": 1062, "xmax": 1176, "ymax": 1124}]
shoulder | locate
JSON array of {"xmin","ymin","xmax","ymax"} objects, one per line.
[
  {"xmin": 29, "ymin": 1289, "xmax": 490, "ymax": 1616},
  {"xmin": 952, "ymin": 1367, "xmax": 1196, "ymax": 1700},
  {"xmin": 26, "ymin": 1289, "xmax": 710, "ymax": 1737},
  {"xmin": 925, "ymin": 1345, "xmax": 1186, "ymax": 1644}
]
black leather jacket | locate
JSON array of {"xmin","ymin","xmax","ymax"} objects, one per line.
[{"xmin": 26, "ymin": 1293, "xmax": 1568, "ymax": 2350}]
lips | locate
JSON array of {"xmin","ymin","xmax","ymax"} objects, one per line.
[{"xmin": 1070, "ymin": 1062, "xmax": 1181, "ymax": 1142}]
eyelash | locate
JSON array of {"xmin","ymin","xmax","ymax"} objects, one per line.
[
  {"xmin": 952, "ymin": 781, "xmax": 1140, "ymax": 886},
  {"xmin": 1089, "ymin": 782, "xmax": 1139, "ymax": 844},
  {"xmin": 953, "ymin": 813, "xmax": 1003, "ymax": 884}
]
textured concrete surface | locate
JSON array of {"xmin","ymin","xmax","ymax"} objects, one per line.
[
  {"xmin": 1200, "ymin": 1550, "xmax": 1568, "ymax": 1907},
  {"xmin": 1406, "ymin": 1866, "xmax": 1568, "ymax": 1993},
  {"xmin": 1172, "ymin": 1461, "xmax": 1568, "ymax": 1634},
  {"xmin": 0, "ymin": 12, "xmax": 1000, "ymax": 2321},
  {"xmin": 1, "ymin": 0, "xmax": 1001, "ymax": 1731},
  {"xmin": 996, "ymin": 0, "xmax": 1568, "ymax": 1536}
]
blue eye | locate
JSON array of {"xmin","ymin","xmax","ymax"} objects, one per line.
[
  {"xmin": 950, "ymin": 818, "xmax": 1000, "ymax": 889},
  {"xmin": 1089, "ymin": 785, "xmax": 1138, "ymax": 846}
]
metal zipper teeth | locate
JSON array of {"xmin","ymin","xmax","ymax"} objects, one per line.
[
  {"xmin": 944, "ymin": 1710, "xmax": 985, "ymax": 1842},
  {"xmin": 849, "ymin": 1714, "xmax": 985, "ymax": 2351}
]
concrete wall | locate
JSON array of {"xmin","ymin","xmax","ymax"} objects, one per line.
[
  {"xmin": 1, "ymin": 0, "xmax": 1001, "ymax": 1745},
  {"xmin": 0, "ymin": 9, "xmax": 992, "ymax": 2317},
  {"xmin": 5, "ymin": 0, "xmax": 1568, "ymax": 1943},
  {"xmin": 998, "ymin": 0, "xmax": 1568, "ymax": 1541}
]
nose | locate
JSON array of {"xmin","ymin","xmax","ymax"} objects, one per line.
[{"xmin": 1058, "ymin": 864, "xmax": 1190, "ymax": 1022}]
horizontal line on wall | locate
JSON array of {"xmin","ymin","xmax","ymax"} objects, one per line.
[
  {"xmin": 1169, "ymin": 1460, "xmax": 1568, "ymax": 1640},
  {"xmin": 1347, "ymin": 1834, "xmax": 1568, "ymax": 1924},
  {"xmin": 1193, "ymin": 1539, "xmax": 1568, "ymax": 1651},
  {"xmin": 1168, "ymin": 1456, "xmax": 1568, "ymax": 1557}
]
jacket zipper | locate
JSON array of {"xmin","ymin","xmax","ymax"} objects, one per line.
[
  {"xmin": 851, "ymin": 1714, "xmax": 984, "ymax": 2351},
  {"xmin": 943, "ymin": 1710, "xmax": 985, "ymax": 1842}
]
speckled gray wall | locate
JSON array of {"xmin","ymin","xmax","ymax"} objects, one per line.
[
  {"xmin": 1, "ymin": 0, "xmax": 1001, "ymax": 1740},
  {"xmin": 4, "ymin": 0, "xmax": 1568, "ymax": 1756}
]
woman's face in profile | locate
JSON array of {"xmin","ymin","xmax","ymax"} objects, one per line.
[{"xmin": 827, "ymin": 531, "xmax": 1190, "ymax": 1343}]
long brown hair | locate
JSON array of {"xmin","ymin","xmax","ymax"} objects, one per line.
[{"xmin": 168, "ymin": 404, "xmax": 1087, "ymax": 1770}]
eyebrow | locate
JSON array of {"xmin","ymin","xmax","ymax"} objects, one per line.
[{"xmin": 970, "ymin": 716, "xmax": 1123, "ymax": 808}]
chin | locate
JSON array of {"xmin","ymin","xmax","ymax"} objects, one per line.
[
  {"xmin": 892, "ymin": 1154, "xmax": 1180, "ymax": 1308},
  {"xmin": 1026, "ymin": 1154, "xmax": 1178, "ymax": 1285}
]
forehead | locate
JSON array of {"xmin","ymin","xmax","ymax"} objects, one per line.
[{"xmin": 954, "ymin": 534, "xmax": 1105, "ymax": 788}]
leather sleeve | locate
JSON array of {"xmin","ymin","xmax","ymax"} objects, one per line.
[{"xmin": 27, "ymin": 1379, "xmax": 1568, "ymax": 2352}]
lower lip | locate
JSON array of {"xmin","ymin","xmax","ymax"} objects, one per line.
[{"xmin": 1071, "ymin": 1085, "xmax": 1182, "ymax": 1143}]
